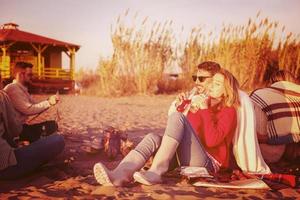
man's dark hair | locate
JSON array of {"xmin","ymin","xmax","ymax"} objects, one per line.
[
  {"xmin": 15, "ymin": 62, "xmax": 33, "ymax": 69},
  {"xmin": 270, "ymin": 70, "xmax": 297, "ymax": 84},
  {"xmin": 197, "ymin": 61, "xmax": 221, "ymax": 75}
]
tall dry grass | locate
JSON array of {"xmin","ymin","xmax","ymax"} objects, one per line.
[
  {"xmin": 181, "ymin": 13, "xmax": 300, "ymax": 90},
  {"xmin": 94, "ymin": 10, "xmax": 178, "ymax": 96},
  {"xmin": 79, "ymin": 12, "xmax": 300, "ymax": 96}
]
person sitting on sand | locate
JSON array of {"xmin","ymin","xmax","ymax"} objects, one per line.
[
  {"xmin": 4, "ymin": 62, "xmax": 59, "ymax": 144},
  {"xmin": 250, "ymin": 70, "xmax": 300, "ymax": 164},
  {"xmin": 93, "ymin": 68, "xmax": 240, "ymax": 186},
  {"xmin": 0, "ymin": 89, "xmax": 65, "ymax": 180}
]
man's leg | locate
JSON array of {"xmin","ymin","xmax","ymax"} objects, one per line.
[
  {"xmin": 20, "ymin": 120, "xmax": 58, "ymax": 143},
  {"xmin": 0, "ymin": 134, "xmax": 64, "ymax": 180}
]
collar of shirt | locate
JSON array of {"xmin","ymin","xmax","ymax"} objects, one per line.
[
  {"xmin": 13, "ymin": 79, "xmax": 29, "ymax": 94},
  {"xmin": 272, "ymin": 81, "xmax": 300, "ymax": 92}
]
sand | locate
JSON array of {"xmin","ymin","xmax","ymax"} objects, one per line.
[{"xmin": 0, "ymin": 94, "xmax": 299, "ymax": 199}]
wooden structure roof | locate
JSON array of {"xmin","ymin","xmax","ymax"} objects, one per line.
[{"xmin": 0, "ymin": 23, "xmax": 80, "ymax": 51}]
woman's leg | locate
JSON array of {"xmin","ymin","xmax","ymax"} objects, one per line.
[
  {"xmin": 93, "ymin": 133, "xmax": 162, "ymax": 186},
  {"xmin": 175, "ymin": 115, "xmax": 213, "ymax": 168},
  {"xmin": 134, "ymin": 112, "xmax": 213, "ymax": 185},
  {"xmin": 0, "ymin": 134, "xmax": 65, "ymax": 180}
]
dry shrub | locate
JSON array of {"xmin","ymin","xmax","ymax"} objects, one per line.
[
  {"xmin": 180, "ymin": 13, "xmax": 300, "ymax": 90},
  {"xmin": 96, "ymin": 11, "xmax": 175, "ymax": 96},
  {"xmin": 75, "ymin": 68, "xmax": 100, "ymax": 88},
  {"xmin": 87, "ymin": 11, "xmax": 300, "ymax": 96},
  {"xmin": 157, "ymin": 74, "xmax": 192, "ymax": 94}
]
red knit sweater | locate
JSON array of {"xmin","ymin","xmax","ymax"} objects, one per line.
[{"xmin": 187, "ymin": 107, "xmax": 237, "ymax": 168}]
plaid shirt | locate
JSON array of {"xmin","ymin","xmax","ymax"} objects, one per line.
[{"xmin": 250, "ymin": 81, "xmax": 300, "ymax": 143}]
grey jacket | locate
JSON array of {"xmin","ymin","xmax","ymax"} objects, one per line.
[{"xmin": 0, "ymin": 90, "xmax": 23, "ymax": 170}]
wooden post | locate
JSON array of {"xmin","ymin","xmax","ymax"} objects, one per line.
[
  {"xmin": 1, "ymin": 47, "xmax": 7, "ymax": 69},
  {"xmin": 0, "ymin": 47, "xmax": 6, "ymax": 78},
  {"xmin": 31, "ymin": 44, "xmax": 48, "ymax": 78},
  {"xmin": 68, "ymin": 47, "xmax": 76, "ymax": 80},
  {"xmin": 0, "ymin": 42, "xmax": 15, "ymax": 79}
]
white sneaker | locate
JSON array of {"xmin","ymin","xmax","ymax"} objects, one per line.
[
  {"xmin": 93, "ymin": 162, "xmax": 113, "ymax": 186},
  {"xmin": 133, "ymin": 171, "xmax": 162, "ymax": 186}
]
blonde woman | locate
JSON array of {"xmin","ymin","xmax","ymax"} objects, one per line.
[{"xmin": 94, "ymin": 68, "xmax": 240, "ymax": 186}]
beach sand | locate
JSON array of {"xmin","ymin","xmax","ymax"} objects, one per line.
[{"xmin": 1, "ymin": 94, "xmax": 299, "ymax": 199}]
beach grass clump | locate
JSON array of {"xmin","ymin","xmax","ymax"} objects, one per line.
[
  {"xmin": 79, "ymin": 11, "xmax": 300, "ymax": 96},
  {"xmin": 180, "ymin": 13, "xmax": 300, "ymax": 90}
]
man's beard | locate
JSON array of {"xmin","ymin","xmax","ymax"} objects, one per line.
[{"xmin": 24, "ymin": 80, "xmax": 32, "ymax": 88}]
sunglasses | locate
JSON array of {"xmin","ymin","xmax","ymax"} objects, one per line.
[{"xmin": 192, "ymin": 75, "xmax": 212, "ymax": 82}]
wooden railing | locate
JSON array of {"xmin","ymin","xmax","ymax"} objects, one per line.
[
  {"xmin": 32, "ymin": 67, "xmax": 72, "ymax": 80},
  {"xmin": 0, "ymin": 66, "xmax": 10, "ymax": 79},
  {"xmin": 0, "ymin": 56, "xmax": 73, "ymax": 80}
]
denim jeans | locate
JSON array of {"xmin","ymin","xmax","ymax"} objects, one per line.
[
  {"xmin": 135, "ymin": 112, "xmax": 213, "ymax": 172},
  {"xmin": 165, "ymin": 112, "xmax": 213, "ymax": 171},
  {"xmin": 134, "ymin": 133, "xmax": 162, "ymax": 160},
  {"xmin": 267, "ymin": 134, "xmax": 295, "ymax": 145},
  {"xmin": 0, "ymin": 134, "xmax": 65, "ymax": 180}
]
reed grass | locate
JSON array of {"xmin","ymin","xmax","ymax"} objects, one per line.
[{"xmin": 78, "ymin": 12, "xmax": 300, "ymax": 96}]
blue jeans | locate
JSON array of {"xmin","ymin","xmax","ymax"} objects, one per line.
[
  {"xmin": 135, "ymin": 112, "xmax": 213, "ymax": 172},
  {"xmin": 165, "ymin": 112, "xmax": 213, "ymax": 171},
  {"xmin": 267, "ymin": 134, "xmax": 295, "ymax": 145},
  {"xmin": 0, "ymin": 134, "xmax": 65, "ymax": 180}
]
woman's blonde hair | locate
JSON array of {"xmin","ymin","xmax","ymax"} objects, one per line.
[{"xmin": 217, "ymin": 69, "xmax": 240, "ymax": 108}]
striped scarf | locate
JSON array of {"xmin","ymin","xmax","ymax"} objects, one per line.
[{"xmin": 250, "ymin": 81, "xmax": 300, "ymax": 142}]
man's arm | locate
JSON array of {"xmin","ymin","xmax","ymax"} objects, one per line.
[
  {"xmin": 252, "ymin": 101, "xmax": 268, "ymax": 143},
  {"xmin": 253, "ymin": 102, "xmax": 294, "ymax": 144},
  {"xmin": 5, "ymin": 86, "xmax": 51, "ymax": 116}
]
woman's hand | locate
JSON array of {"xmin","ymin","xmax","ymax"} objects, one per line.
[{"xmin": 190, "ymin": 94, "xmax": 209, "ymax": 111}]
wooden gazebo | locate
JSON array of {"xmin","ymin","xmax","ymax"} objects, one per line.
[{"xmin": 0, "ymin": 22, "xmax": 80, "ymax": 92}]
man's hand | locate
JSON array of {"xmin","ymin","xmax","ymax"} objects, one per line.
[
  {"xmin": 48, "ymin": 95, "xmax": 59, "ymax": 106},
  {"xmin": 175, "ymin": 92, "xmax": 189, "ymax": 107}
]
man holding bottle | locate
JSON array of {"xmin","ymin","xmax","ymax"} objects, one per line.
[{"xmin": 4, "ymin": 62, "xmax": 59, "ymax": 144}]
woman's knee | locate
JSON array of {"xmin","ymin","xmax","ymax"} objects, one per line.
[
  {"xmin": 134, "ymin": 133, "xmax": 162, "ymax": 160},
  {"xmin": 145, "ymin": 133, "xmax": 162, "ymax": 149},
  {"xmin": 168, "ymin": 112, "xmax": 185, "ymax": 124}
]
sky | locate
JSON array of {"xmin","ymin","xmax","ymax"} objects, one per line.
[{"xmin": 1, "ymin": 0, "xmax": 300, "ymax": 70}]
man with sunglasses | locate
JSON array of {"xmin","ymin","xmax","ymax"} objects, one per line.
[
  {"xmin": 3, "ymin": 62, "xmax": 59, "ymax": 144},
  {"xmin": 168, "ymin": 61, "xmax": 221, "ymax": 115}
]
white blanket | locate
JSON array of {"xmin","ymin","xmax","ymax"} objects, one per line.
[{"xmin": 232, "ymin": 91, "xmax": 271, "ymax": 174}]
